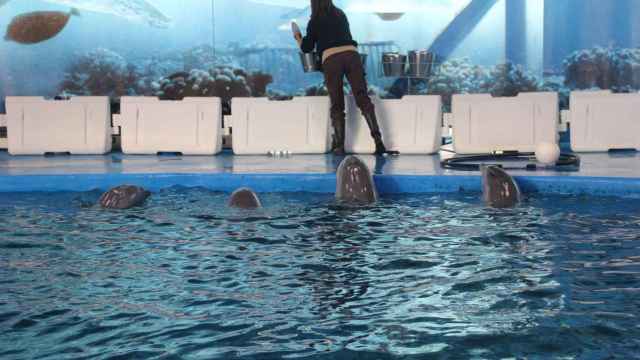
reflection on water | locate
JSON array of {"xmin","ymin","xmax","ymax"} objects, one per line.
[{"xmin": 0, "ymin": 189, "xmax": 639, "ymax": 358}]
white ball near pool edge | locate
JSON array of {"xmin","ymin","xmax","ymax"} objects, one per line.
[{"xmin": 535, "ymin": 142, "xmax": 561, "ymax": 165}]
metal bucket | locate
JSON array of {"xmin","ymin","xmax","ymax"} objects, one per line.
[
  {"xmin": 408, "ymin": 50, "xmax": 437, "ymax": 78},
  {"xmin": 382, "ymin": 52, "xmax": 407, "ymax": 77},
  {"xmin": 299, "ymin": 52, "xmax": 321, "ymax": 73}
]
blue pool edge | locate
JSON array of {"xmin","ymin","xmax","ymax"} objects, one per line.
[{"xmin": 1, "ymin": 173, "xmax": 640, "ymax": 198}]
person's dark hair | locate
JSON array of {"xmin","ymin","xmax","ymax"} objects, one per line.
[{"xmin": 311, "ymin": 0, "xmax": 337, "ymax": 19}]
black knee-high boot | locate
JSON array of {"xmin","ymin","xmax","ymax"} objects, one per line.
[
  {"xmin": 363, "ymin": 110, "xmax": 398, "ymax": 155},
  {"xmin": 332, "ymin": 114, "xmax": 346, "ymax": 156}
]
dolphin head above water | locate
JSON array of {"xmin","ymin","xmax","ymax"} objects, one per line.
[
  {"xmin": 481, "ymin": 165, "xmax": 521, "ymax": 208},
  {"xmin": 336, "ymin": 156, "xmax": 378, "ymax": 205},
  {"xmin": 229, "ymin": 188, "xmax": 262, "ymax": 210}
]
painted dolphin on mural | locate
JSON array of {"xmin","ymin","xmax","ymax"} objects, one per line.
[
  {"xmin": 276, "ymin": 6, "xmax": 311, "ymax": 31},
  {"xmin": 99, "ymin": 185, "xmax": 151, "ymax": 209},
  {"xmin": 0, "ymin": 0, "xmax": 171, "ymax": 28},
  {"xmin": 228, "ymin": 188, "xmax": 262, "ymax": 210},
  {"xmin": 248, "ymin": 0, "xmax": 308, "ymax": 9},
  {"xmin": 481, "ymin": 165, "xmax": 521, "ymax": 208},
  {"xmin": 335, "ymin": 156, "xmax": 378, "ymax": 205}
]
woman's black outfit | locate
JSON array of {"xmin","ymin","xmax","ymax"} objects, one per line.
[{"xmin": 301, "ymin": 7, "xmax": 392, "ymax": 155}]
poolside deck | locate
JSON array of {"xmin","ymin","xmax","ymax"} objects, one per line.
[{"xmin": 1, "ymin": 150, "xmax": 640, "ymax": 197}]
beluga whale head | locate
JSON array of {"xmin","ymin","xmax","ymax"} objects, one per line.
[
  {"xmin": 99, "ymin": 185, "xmax": 150, "ymax": 209},
  {"xmin": 335, "ymin": 156, "xmax": 378, "ymax": 205},
  {"xmin": 228, "ymin": 188, "xmax": 262, "ymax": 210},
  {"xmin": 481, "ymin": 165, "xmax": 521, "ymax": 208}
]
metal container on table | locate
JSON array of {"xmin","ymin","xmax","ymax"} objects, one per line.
[
  {"xmin": 382, "ymin": 52, "xmax": 407, "ymax": 77},
  {"xmin": 408, "ymin": 50, "xmax": 437, "ymax": 78}
]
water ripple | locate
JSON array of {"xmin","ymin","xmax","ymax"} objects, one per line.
[{"xmin": 0, "ymin": 190, "xmax": 638, "ymax": 358}]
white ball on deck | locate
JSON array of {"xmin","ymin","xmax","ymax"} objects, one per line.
[{"xmin": 535, "ymin": 142, "xmax": 561, "ymax": 165}]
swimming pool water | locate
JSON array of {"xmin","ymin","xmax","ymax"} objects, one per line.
[{"xmin": 1, "ymin": 189, "xmax": 639, "ymax": 359}]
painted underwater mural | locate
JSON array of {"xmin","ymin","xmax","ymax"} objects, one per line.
[{"xmin": 0, "ymin": 0, "xmax": 639, "ymax": 113}]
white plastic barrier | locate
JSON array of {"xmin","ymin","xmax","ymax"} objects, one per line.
[
  {"xmin": 117, "ymin": 97, "xmax": 222, "ymax": 155},
  {"xmin": 5, "ymin": 97, "xmax": 112, "ymax": 155},
  {"xmin": 451, "ymin": 92, "xmax": 559, "ymax": 154},
  {"xmin": 569, "ymin": 91, "xmax": 640, "ymax": 152},
  {"xmin": 345, "ymin": 95, "xmax": 442, "ymax": 154},
  {"xmin": 231, "ymin": 97, "xmax": 332, "ymax": 155}
]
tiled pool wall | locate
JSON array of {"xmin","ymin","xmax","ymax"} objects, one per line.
[{"xmin": 1, "ymin": 148, "xmax": 640, "ymax": 198}]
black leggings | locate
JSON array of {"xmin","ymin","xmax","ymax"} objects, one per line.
[{"xmin": 322, "ymin": 51, "xmax": 375, "ymax": 120}]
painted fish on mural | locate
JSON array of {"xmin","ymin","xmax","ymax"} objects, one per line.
[
  {"xmin": 375, "ymin": 13, "xmax": 405, "ymax": 21},
  {"xmin": 5, "ymin": 8, "xmax": 79, "ymax": 44},
  {"xmin": 247, "ymin": 0, "xmax": 308, "ymax": 9}
]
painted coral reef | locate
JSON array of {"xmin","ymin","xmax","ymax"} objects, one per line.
[
  {"xmin": 564, "ymin": 47, "xmax": 640, "ymax": 92},
  {"xmin": 154, "ymin": 67, "xmax": 272, "ymax": 114},
  {"xmin": 56, "ymin": 45, "xmax": 640, "ymax": 113}
]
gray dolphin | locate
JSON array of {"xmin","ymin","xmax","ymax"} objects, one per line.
[
  {"xmin": 336, "ymin": 156, "xmax": 378, "ymax": 204},
  {"xmin": 99, "ymin": 185, "xmax": 150, "ymax": 209},
  {"xmin": 229, "ymin": 188, "xmax": 262, "ymax": 209},
  {"xmin": 481, "ymin": 165, "xmax": 521, "ymax": 208}
]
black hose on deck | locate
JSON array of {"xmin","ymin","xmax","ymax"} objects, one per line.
[{"xmin": 440, "ymin": 152, "xmax": 581, "ymax": 172}]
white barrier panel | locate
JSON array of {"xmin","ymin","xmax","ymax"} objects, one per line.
[
  {"xmin": 451, "ymin": 92, "xmax": 559, "ymax": 154},
  {"xmin": 231, "ymin": 97, "xmax": 331, "ymax": 155},
  {"xmin": 6, "ymin": 97, "xmax": 112, "ymax": 155},
  {"xmin": 118, "ymin": 97, "xmax": 222, "ymax": 155},
  {"xmin": 345, "ymin": 95, "xmax": 443, "ymax": 154},
  {"xmin": 569, "ymin": 91, "xmax": 640, "ymax": 152}
]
